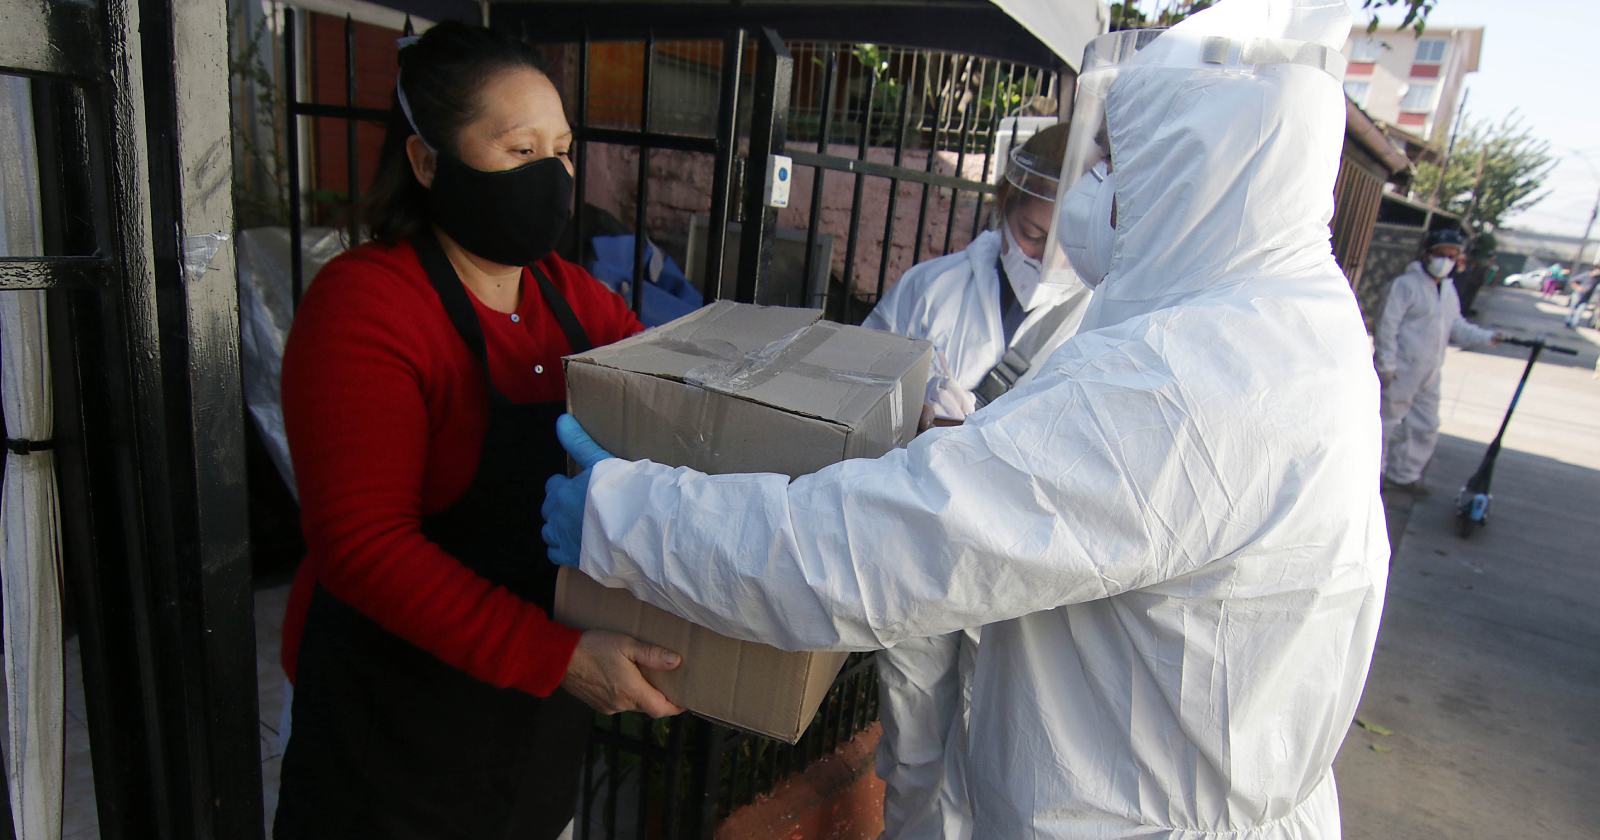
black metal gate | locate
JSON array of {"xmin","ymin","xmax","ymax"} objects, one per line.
[{"xmin": 1, "ymin": 0, "xmax": 261, "ymax": 838}]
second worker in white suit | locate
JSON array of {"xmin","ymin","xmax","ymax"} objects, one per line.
[
  {"xmin": 543, "ymin": 0, "xmax": 1389, "ymax": 836},
  {"xmin": 1374, "ymin": 227, "xmax": 1500, "ymax": 494},
  {"xmin": 861, "ymin": 121, "xmax": 1092, "ymax": 840}
]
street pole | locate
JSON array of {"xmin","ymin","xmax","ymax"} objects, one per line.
[
  {"xmin": 1422, "ymin": 86, "xmax": 1471, "ymax": 234},
  {"xmin": 1578, "ymin": 188, "xmax": 1600, "ymax": 269}
]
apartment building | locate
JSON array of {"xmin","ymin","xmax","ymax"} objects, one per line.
[{"xmin": 1341, "ymin": 24, "xmax": 1483, "ymax": 144}]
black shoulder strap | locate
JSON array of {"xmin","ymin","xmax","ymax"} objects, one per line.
[
  {"xmin": 530, "ymin": 263, "xmax": 593, "ymax": 354},
  {"xmin": 975, "ymin": 268, "xmax": 1083, "ymax": 408},
  {"xmin": 413, "ymin": 232, "xmax": 597, "ymax": 404},
  {"xmin": 412, "ymin": 230, "xmax": 502, "ymax": 401}
]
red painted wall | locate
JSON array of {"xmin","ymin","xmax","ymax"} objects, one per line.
[{"xmin": 306, "ymin": 12, "xmax": 400, "ymax": 224}]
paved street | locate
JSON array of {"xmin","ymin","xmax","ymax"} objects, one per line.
[{"xmin": 1336, "ymin": 284, "xmax": 1600, "ymax": 838}]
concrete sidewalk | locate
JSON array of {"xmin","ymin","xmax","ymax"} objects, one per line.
[{"xmin": 1335, "ymin": 285, "xmax": 1600, "ymax": 837}]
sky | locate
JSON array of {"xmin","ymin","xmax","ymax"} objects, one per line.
[{"xmin": 1360, "ymin": 0, "xmax": 1600, "ymax": 237}]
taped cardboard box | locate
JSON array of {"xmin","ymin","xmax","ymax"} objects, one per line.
[{"xmin": 556, "ymin": 301, "xmax": 931, "ymax": 742}]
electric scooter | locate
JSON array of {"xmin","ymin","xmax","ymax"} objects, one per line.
[{"xmin": 1454, "ymin": 336, "xmax": 1580, "ymax": 538}]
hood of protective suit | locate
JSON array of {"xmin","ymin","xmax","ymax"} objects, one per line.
[{"xmin": 1080, "ymin": 0, "xmax": 1350, "ymax": 331}]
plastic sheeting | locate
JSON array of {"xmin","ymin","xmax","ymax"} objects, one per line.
[
  {"xmin": 0, "ymin": 74, "xmax": 63, "ymax": 840},
  {"xmin": 586, "ymin": 235, "xmax": 703, "ymax": 328},
  {"xmin": 236, "ymin": 227, "xmax": 349, "ymax": 498}
]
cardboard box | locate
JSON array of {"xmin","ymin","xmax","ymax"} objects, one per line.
[{"xmin": 557, "ymin": 301, "xmax": 931, "ymax": 742}]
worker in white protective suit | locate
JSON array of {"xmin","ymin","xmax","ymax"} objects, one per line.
[
  {"xmin": 864, "ymin": 122, "xmax": 1092, "ymax": 425},
  {"xmin": 861, "ymin": 122, "xmax": 1092, "ymax": 840},
  {"xmin": 1374, "ymin": 227, "xmax": 1501, "ymax": 494},
  {"xmin": 542, "ymin": 0, "xmax": 1389, "ymax": 837}
]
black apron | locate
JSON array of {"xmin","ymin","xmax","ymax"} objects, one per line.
[{"xmin": 275, "ymin": 231, "xmax": 594, "ymax": 840}]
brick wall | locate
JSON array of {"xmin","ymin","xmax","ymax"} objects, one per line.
[{"xmin": 580, "ymin": 141, "xmax": 995, "ymax": 305}]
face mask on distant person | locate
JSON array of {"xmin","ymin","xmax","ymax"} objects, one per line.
[
  {"xmin": 1426, "ymin": 256, "xmax": 1455, "ymax": 280},
  {"xmin": 1001, "ymin": 223, "xmax": 1050, "ymax": 310}
]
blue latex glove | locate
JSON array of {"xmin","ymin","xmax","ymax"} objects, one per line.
[{"xmin": 541, "ymin": 414, "xmax": 615, "ymax": 568}]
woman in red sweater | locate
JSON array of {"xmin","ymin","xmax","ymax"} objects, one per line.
[{"xmin": 274, "ymin": 22, "xmax": 682, "ymax": 839}]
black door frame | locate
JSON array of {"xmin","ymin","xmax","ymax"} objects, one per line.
[{"xmin": 0, "ymin": 0, "xmax": 262, "ymax": 836}]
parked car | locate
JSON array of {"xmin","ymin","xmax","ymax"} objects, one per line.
[{"xmin": 1504, "ymin": 268, "xmax": 1551, "ymax": 289}]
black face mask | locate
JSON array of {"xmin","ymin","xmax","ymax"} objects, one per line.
[{"xmin": 427, "ymin": 153, "xmax": 573, "ymax": 267}]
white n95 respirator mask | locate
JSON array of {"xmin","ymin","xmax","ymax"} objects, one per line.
[
  {"xmin": 1059, "ymin": 163, "xmax": 1117, "ymax": 288},
  {"xmin": 1000, "ymin": 223, "xmax": 1051, "ymax": 311}
]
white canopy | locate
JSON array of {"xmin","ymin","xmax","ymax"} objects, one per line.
[{"xmin": 991, "ymin": 0, "xmax": 1110, "ymax": 70}]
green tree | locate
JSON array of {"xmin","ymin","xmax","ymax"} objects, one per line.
[
  {"xmin": 1411, "ymin": 113, "xmax": 1556, "ymax": 234},
  {"xmin": 1111, "ymin": 0, "xmax": 1440, "ymax": 33}
]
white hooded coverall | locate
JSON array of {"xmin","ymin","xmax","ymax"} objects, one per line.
[
  {"xmin": 864, "ymin": 228, "xmax": 1090, "ymax": 419},
  {"xmin": 863, "ymin": 228, "xmax": 1090, "ymax": 839},
  {"xmin": 574, "ymin": 1, "xmax": 1389, "ymax": 836},
  {"xmin": 1374, "ymin": 260, "xmax": 1498, "ymax": 484}
]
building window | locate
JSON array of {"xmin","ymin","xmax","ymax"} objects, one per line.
[
  {"xmin": 1399, "ymin": 83, "xmax": 1436, "ymax": 112},
  {"xmin": 1414, "ymin": 38, "xmax": 1447, "ymax": 64},
  {"xmin": 1344, "ymin": 81, "xmax": 1370, "ymax": 107},
  {"xmin": 1350, "ymin": 36, "xmax": 1383, "ymax": 62}
]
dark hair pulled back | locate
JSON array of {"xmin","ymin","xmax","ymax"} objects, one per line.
[{"xmin": 364, "ymin": 21, "xmax": 548, "ymax": 242}]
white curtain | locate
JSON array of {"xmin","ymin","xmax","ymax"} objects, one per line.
[{"xmin": 0, "ymin": 74, "xmax": 65, "ymax": 840}]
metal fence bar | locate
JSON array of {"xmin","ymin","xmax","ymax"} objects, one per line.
[
  {"xmin": 875, "ymin": 52, "xmax": 916, "ymax": 302},
  {"xmin": 579, "ymin": 737, "xmax": 597, "ymax": 840},
  {"xmin": 287, "ymin": 101, "xmax": 388, "ymax": 121},
  {"xmin": 634, "ymin": 727, "xmax": 651, "ymax": 840},
  {"xmin": 733, "ymin": 29, "xmax": 791, "ymax": 304},
  {"xmin": 345, "ymin": 15, "xmax": 360, "ymax": 243},
  {"xmin": 838, "ymin": 69, "xmax": 875, "ymax": 323},
  {"xmin": 800, "ymin": 46, "xmax": 838, "ymax": 309},
  {"xmin": 943, "ymin": 66, "xmax": 979, "ymax": 254},
  {"xmin": 912, "ymin": 52, "xmax": 945, "ymax": 266},
  {"xmin": 661, "ymin": 717, "xmax": 687, "ymax": 839},
  {"xmin": 973, "ymin": 61, "xmax": 1009, "ymax": 241},
  {"xmin": 702, "ymin": 29, "xmax": 746, "ymax": 302},
  {"xmin": 785, "ymin": 150, "xmax": 993, "ymax": 197},
  {"xmin": 573, "ymin": 29, "xmax": 589, "ymax": 263},
  {"xmin": 577, "ymin": 126, "xmax": 719, "ymax": 155},
  {"xmin": 0, "ymin": 257, "xmax": 112, "ymax": 290},
  {"xmin": 692, "ymin": 725, "xmax": 728, "ymax": 838},
  {"xmin": 631, "ymin": 33, "xmax": 655, "ymax": 314},
  {"xmin": 604, "ymin": 716, "xmax": 621, "ymax": 838},
  {"xmin": 285, "ymin": 8, "xmax": 304, "ymax": 307}
]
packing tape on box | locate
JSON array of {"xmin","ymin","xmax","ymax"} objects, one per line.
[{"xmin": 669, "ymin": 323, "xmax": 901, "ymax": 395}]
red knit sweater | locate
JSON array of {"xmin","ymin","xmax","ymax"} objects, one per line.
[{"xmin": 280, "ymin": 239, "xmax": 643, "ymax": 697}]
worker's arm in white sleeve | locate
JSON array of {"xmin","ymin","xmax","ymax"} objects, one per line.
[
  {"xmin": 1372, "ymin": 277, "xmax": 1409, "ymax": 375},
  {"xmin": 577, "ymin": 351, "xmax": 1226, "ymax": 652},
  {"xmin": 1448, "ymin": 301, "xmax": 1497, "ymax": 348},
  {"xmin": 862, "ymin": 262, "xmax": 926, "ymax": 335}
]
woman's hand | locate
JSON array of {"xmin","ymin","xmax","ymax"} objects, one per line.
[{"xmin": 561, "ymin": 630, "xmax": 685, "ymax": 718}]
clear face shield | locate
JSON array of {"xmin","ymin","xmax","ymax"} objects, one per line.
[
  {"xmin": 1039, "ymin": 26, "xmax": 1347, "ymax": 289},
  {"xmin": 1002, "ymin": 143, "xmax": 1062, "ymax": 203}
]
